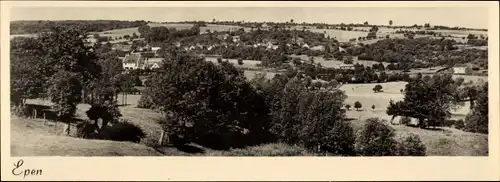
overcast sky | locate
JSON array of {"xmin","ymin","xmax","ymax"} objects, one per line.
[{"xmin": 11, "ymin": 7, "xmax": 489, "ymax": 29}]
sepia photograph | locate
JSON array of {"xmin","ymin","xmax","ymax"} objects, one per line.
[{"xmin": 1, "ymin": 1, "xmax": 499, "ymax": 181}]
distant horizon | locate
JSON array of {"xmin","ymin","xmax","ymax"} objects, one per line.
[{"xmin": 10, "ymin": 7, "xmax": 490, "ymax": 29}]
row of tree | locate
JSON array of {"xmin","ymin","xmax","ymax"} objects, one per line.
[{"xmin": 11, "ymin": 20, "xmax": 148, "ymax": 34}]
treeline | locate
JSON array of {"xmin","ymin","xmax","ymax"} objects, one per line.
[
  {"xmin": 10, "ymin": 20, "xmax": 148, "ymax": 34},
  {"xmin": 349, "ymin": 37, "xmax": 488, "ymax": 69}
]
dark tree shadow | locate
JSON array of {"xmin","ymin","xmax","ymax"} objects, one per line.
[
  {"xmin": 173, "ymin": 144, "xmax": 206, "ymax": 154},
  {"xmin": 405, "ymin": 124, "xmax": 446, "ymax": 131},
  {"xmin": 344, "ymin": 118, "xmax": 357, "ymax": 121}
]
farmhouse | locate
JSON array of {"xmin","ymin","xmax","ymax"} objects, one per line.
[
  {"xmin": 338, "ymin": 46, "xmax": 347, "ymax": 53},
  {"xmin": 232, "ymin": 36, "xmax": 241, "ymax": 42},
  {"xmin": 453, "ymin": 64, "xmax": 468, "ymax": 74},
  {"xmin": 310, "ymin": 45, "xmax": 325, "ymax": 51},
  {"xmin": 336, "ymin": 64, "xmax": 355, "ymax": 70},
  {"xmin": 122, "ymin": 53, "xmax": 143, "ymax": 70},
  {"xmin": 142, "ymin": 58, "xmax": 165, "ymax": 69}
]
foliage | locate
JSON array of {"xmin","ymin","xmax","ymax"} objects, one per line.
[
  {"xmin": 354, "ymin": 101, "xmax": 362, "ymax": 110},
  {"xmin": 76, "ymin": 119, "xmax": 146, "ymax": 143},
  {"xmin": 400, "ymin": 116, "xmax": 412, "ymax": 126},
  {"xmin": 373, "ymin": 84, "xmax": 383, "ymax": 93},
  {"xmin": 356, "ymin": 118, "xmax": 398, "ymax": 156},
  {"xmin": 146, "ymin": 53, "xmax": 272, "ymax": 150},
  {"xmin": 345, "ymin": 104, "xmax": 351, "ymax": 111},
  {"xmin": 296, "ymin": 90, "xmax": 355, "ymax": 155},
  {"xmin": 464, "ymin": 82, "xmax": 488, "ymax": 134},
  {"xmin": 47, "ymin": 71, "xmax": 83, "ymax": 122},
  {"xmin": 11, "ymin": 20, "xmax": 147, "ymax": 34},
  {"xmin": 397, "ymin": 134, "xmax": 426, "ymax": 156},
  {"xmin": 386, "ymin": 73, "xmax": 460, "ymax": 128}
]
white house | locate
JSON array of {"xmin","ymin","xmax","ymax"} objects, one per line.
[
  {"xmin": 339, "ymin": 46, "xmax": 347, "ymax": 53},
  {"xmin": 143, "ymin": 58, "xmax": 165, "ymax": 69},
  {"xmin": 122, "ymin": 53, "xmax": 143, "ymax": 70},
  {"xmin": 232, "ymin": 36, "xmax": 241, "ymax": 42},
  {"xmin": 453, "ymin": 66, "xmax": 467, "ymax": 74}
]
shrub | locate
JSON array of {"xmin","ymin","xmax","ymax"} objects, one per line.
[
  {"xmin": 11, "ymin": 105, "xmax": 31, "ymax": 117},
  {"xmin": 345, "ymin": 104, "xmax": 351, "ymax": 110},
  {"xmin": 76, "ymin": 119, "xmax": 146, "ymax": 143},
  {"xmin": 137, "ymin": 92, "xmax": 154, "ymax": 109},
  {"xmin": 102, "ymin": 120, "xmax": 146, "ymax": 143},
  {"xmin": 356, "ymin": 118, "xmax": 398, "ymax": 156},
  {"xmin": 397, "ymin": 134, "xmax": 426, "ymax": 156},
  {"xmin": 237, "ymin": 58, "xmax": 244, "ymax": 65},
  {"xmin": 454, "ymin": 119, "xmax": 465, "ymax": 130},
  {"xmin": 373, "ymin": 84, "xmax": 383, "ymax": 92},
  {"xmin": 400, "ymin": 116, "xmax": 411, "ymax": 125}
]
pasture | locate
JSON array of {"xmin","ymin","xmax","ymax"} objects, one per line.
[
  {"xmin": 204, "ymin": 57, "xmax": 261, "ymax": 69},
  {"xmin": 289, "ymin": 54, "xmax": 392, "ymax": 68}
]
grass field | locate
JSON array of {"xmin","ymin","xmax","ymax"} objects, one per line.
[{"xmin": 289, "ymin": 54, "xmax": 391, "ymax": 68}]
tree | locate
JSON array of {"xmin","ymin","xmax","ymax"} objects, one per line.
[
  {"xmin": 356, "ymin": 118, "xmax": 398, "ymax": 156},
  {"xmin": 146, "ymin": 54, "xmax": 272, "ymax": 149},
  {"xmin": 237, "ymin": 58, "xmax": 244, "ymax": 65},
  {"xmin": 354, "ymin": 101, "xmax": 362, "ymax": 111},
  {"xmin": 386, "ymin": 73, "xmax": 459, "ymax": 128},
  {"xmin": 10, "ymin": 37, "xmax": 45, "ymax": 106},
  {"xmin": 464, "ymin": 82, "xmax": 488, "ymax": 134},
  {"xmin": 373, "ymin": 84, "xmax": 383, "ymax": 93},
  {"xmin": 364, "ymin": 21, "xmax": 369, "ymax": 25},
  {"xmin": 389, "ymin": 20, "xmax": 393, "ymax": 26},
  {"xmin": 345, "ymin": 104, "xmax": 351, "ymax": 111},
  {"xmin": 343, "ymin": 56, "xmax": 354, "ymax": 64},
  {"xmin": 296, "ymin": 90, "xmax": 354, "ymax": 155},
  {"xmin": 372, "ymin": 105, "xmax": 376, "ymax": 110},
  {"xmin": 47, "ymin": 71, "xmax": 83, "ymax": 135}
]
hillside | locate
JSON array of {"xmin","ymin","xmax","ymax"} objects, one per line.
[{"xmin": 11, "ymin": 116, "xmax": 162, "ymax": 156}]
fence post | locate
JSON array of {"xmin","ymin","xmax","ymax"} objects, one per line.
[{"xmin": 158, "ymin": 130, "xmax": 165, "ymax": 146}]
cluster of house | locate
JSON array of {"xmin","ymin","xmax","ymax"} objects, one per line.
[{"xmin": 120, "ymin": 45, "xmax": 165, "ymax": 70}]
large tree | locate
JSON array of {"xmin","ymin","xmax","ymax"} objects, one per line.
[
  {"xmin": 387, "ymin": 73, "xmax": 459, "ymax": 128},
  {"xmin": 145, "ymin": 53, "xmax": 272, "ymax": 149}
]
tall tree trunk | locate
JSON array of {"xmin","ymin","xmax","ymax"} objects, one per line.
[{"xmin": 64, "ymin": 120, "xmax": 71, "ymax": 136}]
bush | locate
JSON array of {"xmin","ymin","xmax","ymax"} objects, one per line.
[
  {"xmin": 397, "ymin": 134, "xmax": 426, "ymax": 156},
  {"xmin": 137, "ymin": 93, "xmax": 154, "ymax": 109},
  {"xmin": 76, "ymin": 119, "xmax": 146, "ymax": 143},
  {"xmin": 11, "ymin": 105, "xmax": 31, "ymax": 117},
  {"xmin": 373, "ymin": 84, "xmax": 383, "ymax": 92},
  {"xmin": 400, "ymin": 116, "xmax": 411, "ymax": 125},
  {"xmin": 345, "ymin": 104, "xmax": 351, "ymax": 110},
  {"xmin": 454, "ymin": 119, "xmax": 465, "ymax": 130},
  {"xmin": 356, "ymin": 118, "xmax": 398, "ymax": 156},
  {"xmin": 237, "ymin": 58, "xmax": 244, "ymax": 65}
]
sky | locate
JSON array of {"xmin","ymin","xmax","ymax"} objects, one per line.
[{"xmin": 11, "ymin": 6, "xmax": 490, "ymax": 29}]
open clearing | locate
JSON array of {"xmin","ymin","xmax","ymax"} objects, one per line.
[{"xmin": 11, "ymin": 80, "xmax": 486, "ymax": 156}]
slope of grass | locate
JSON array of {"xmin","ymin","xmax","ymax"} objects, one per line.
[{"xmin": 10, "ymin": 116, "xmax": 162, "ymax": 156}]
